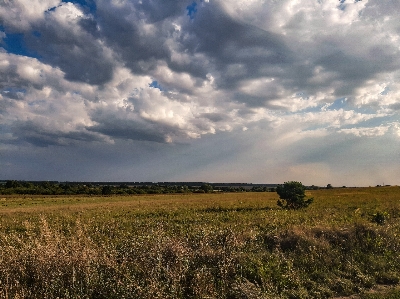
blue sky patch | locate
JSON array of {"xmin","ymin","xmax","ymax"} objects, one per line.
[
  {"xmin": 380, "ymin": 86, "xmax": 390, "ymax": 96},
  {"xmin": 2, "ymin": 87, "xmax": 27, "ymax": 93},
  {"xmin": 187, "ymin": 2, "xmax": 198, "ymax": 19},
  {"xmin": 149, "ymin": 81, "xmax": 164, "ymax": 91},
  {"xmin": 1, "ymin": 31, "xmax": 41, "ymax": 59},
  {"xmin": 328, "ymin": 97, "xmax": 347, "ymax": 110},
  {"xmin": 1, "ymin": 87, "xmax": 27, "ymax": 100}
]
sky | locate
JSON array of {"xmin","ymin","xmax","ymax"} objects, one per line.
[{"xmin": 1, "ymin": 0, "xmax": 400, "ymax": 186}]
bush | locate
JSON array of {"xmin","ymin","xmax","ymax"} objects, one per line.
[
  {"xmin": 101, "ymin": 185, "xmax": 113, "ymax": 195},
  {"xmin": 371, "ymin": 211, "xmax": 389, "ymax": 225},
  {"xmin": 276, "ymin": 181, "xmax": 313, "ymax": 210}
]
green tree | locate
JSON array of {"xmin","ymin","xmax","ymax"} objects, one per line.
[
  {"xmin": 276, "ymin": 181, "xmax": 313, "ymax": 210},
  {"xmin": 5, "ymin": 180, "xmax": 20, "ymax": 188},
  {"xmin": 102, "ymin": 185, "xmax": 113, "ymax": 195},
  {"xmin": 200, "ymin": 184, "xmax": 213, "ymax": 193}
]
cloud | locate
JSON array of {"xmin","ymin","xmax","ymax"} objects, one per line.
[
  {"xmin": 0, "ymin": 0, "xmax": 60, "ymax": 31},
  {"xmin": 1, "ymin": 0, "xmax": 400, "ymax": 185}
]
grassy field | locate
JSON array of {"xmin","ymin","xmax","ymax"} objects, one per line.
[{"xmin": 0, "ymin": 187, "xmax": 399, "ymax": 298}]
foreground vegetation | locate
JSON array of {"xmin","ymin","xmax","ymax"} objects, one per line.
[{"xmin": 0, "ymin": 187, "xmax": 399, "ymax": 298}]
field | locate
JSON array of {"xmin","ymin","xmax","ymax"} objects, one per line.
[{"xmin": 0, "ymin": 187, "xmax": 399, "ymax": 298}]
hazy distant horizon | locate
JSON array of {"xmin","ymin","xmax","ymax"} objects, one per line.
[{"xmin": 1, "ymin": 0, "xmax": 400, "ymax": 187}]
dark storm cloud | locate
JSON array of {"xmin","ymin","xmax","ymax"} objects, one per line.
[
  {"xmin": 89, "ymin": 0, "xmax": 292, "ymax": 94},
  {"xmin": 180, "ymin": 3, "xmax": 293, "ymax": 88},
  {"xmin": 9, "ymin": 120, "xmax": 108, "ymax": 147},
  {"xmin": 0, "ymin": 57, "xmax": 44, "ymax": 92},
  {"xmin": 88, "ymin": 0, "xmax": 210, "ymax": 85},
  {"xmin": 78, "ymin": 17, "xmax": 99, "ymax": 37},
  {"xmin": 315, "ymin": 50, "xmax": 399, "ymax": 97},
  {"xmin": 0, "ymin": 52, "xmax": 78, "ymax": 94},
  {"xmin": 93, "ymin": 1, "xmax": 173, "ymax": 75},
  {"xmin": 134, "ymin": 0, "xmax": 189, "ymax": 23},
  {"xmin": 199, "ymin": 112, "xmax": 227, "ymax": 123},
  {"xmin": 24, "ymin": 14, "xmax": 114, "ymax": 84},
  {"xmin": 0, "ymin": 2, "xmax": 114, "ymax": 85},
  {"xmin": 87, "ymin": 117, "xmax": 170, "ymax": 143},
  {"xmin": 389, "ymin": 103, "xmax": 400, "ymax": 111}
]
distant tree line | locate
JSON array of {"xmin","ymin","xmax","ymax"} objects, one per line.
[
  {"xmin": 0, "ymin": 180, "xmax": 343, "ymax": 196},
  {"xmin": 0, "ymin": 181, "xmax": 280, "ymax": 195}
]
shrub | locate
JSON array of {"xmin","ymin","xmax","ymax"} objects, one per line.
[
  {"xmin": 276, "ymin": 181, "xmax": 313, "ymax": 210},
  {"xmin": 371, "ymin": 211, "xmax": 389, "ymax": 225}
]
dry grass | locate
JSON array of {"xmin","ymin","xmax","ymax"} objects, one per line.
[{"xmin": 0, "ymin": 187, "xmax": 399, "ymax": 298}]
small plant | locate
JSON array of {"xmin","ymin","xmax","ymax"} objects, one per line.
[
  {"xmin": 371, "ymin": 211, "xmax": 389, "ymax": 225},
  {"xmin": 276, "ymin": 181, "xmax": 313, "ymax": 210}
]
